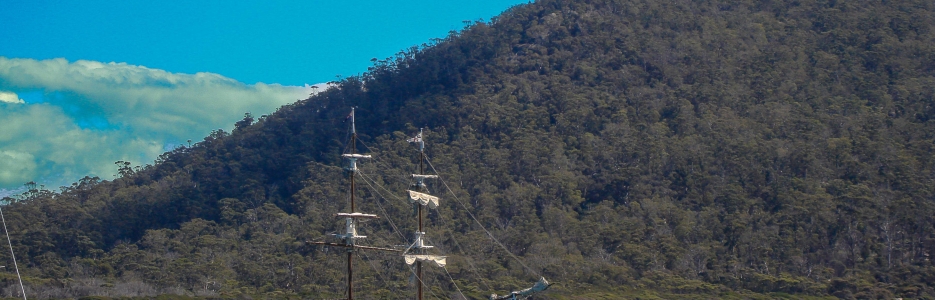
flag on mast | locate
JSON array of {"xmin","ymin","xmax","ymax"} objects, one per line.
[
  {"xmin": 407, "ymin": 129, "xmax": 424, "ymax": 151},
  {"xmin": 407, "ymin": 131, "xmax": 422, "ymax": 143}
]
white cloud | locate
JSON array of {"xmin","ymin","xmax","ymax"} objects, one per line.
[
  {"xmin": 0, "ymin": 150, "xmax": 36, "ymax": 184},
  {"xmin": 0, "ymin": 57, "xmax": 326, "ymax": 189},
  {"xmin": 0, "ymin": 97, "xmax": 165, "ymax": 189},
  {"xmin": 0, "ymin": 57, "xmax": 321, "ymax": 139},
  {"xmin": 0, "ymin": 91, "xmax": 24, "ymax": 104}
]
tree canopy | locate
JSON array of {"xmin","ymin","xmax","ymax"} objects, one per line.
[{"xmin": 1, "ymin": 0, "xmax": 934, "ymax": 298}]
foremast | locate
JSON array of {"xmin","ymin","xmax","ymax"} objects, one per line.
[
  {"xmin": 405, "ymin": 129, "xmax": 446, "ymax": 300},
  {"xmin": 308, "ymin": 108, "xmax": 397, "ymax": 300}
]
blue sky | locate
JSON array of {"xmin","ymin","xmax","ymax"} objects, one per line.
[{"xmin": 0, "ymin": 0, "xmax": 529, "ymax": 194}]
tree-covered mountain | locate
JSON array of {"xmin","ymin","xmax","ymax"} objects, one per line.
[{"xmin": 2, "ymin": 0, "xmax": 934, "ymax": 298}]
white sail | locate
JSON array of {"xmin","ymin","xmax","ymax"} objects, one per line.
[
  {"xmin": 335, "ymin": 212, "xmax": 379, "ymax": 219},
  {"xmin": 404, "ymin": 255, "xmax": 447, "ymax": 267},
  {"xmin": 407, "ymin": 190, "xmax": 439, "ymax": 209}
]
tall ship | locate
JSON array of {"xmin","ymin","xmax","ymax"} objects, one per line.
[{"xmin": 310, "ymin": 108, "xmax": 550, "ymax": 300}]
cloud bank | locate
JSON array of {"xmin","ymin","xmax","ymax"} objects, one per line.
[
  {"xmin": 0, "ymin": 91, "xmax": 24, "ymax": 104},
  {"xmin": 0, "ymin": 57, "xmax": 319, "ymax": 190}
]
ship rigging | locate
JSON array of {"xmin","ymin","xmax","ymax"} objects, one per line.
[{"xmin": 310, "ymin": 108, "xmax": 550, "ymax": 299}]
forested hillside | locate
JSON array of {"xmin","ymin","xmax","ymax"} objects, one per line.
[{"xmin": 2, "ymin": 0, "xmax": 935, "ymax": 298}]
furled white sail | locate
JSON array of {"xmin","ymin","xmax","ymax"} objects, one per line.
[
  {"xmin": 404, "ymin": 255, "xmax": 447, "ymax": 267},
  {"xmin": 411, "ymin": 174, "xmax": 438, "ymax": 180},
  {"xmin": 335, "ymin": 212, "xmax": 379, "ymax": 219},
  {"xmin": 407, "ymin": 190, "xmax": 439, "ymax": 209}
]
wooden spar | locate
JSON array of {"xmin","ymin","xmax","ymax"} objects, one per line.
[
  {"xmin": 348, "ymin": 111, "xmax": 356, "ymax": 300},
  {"xmin": 417, "ymin": 139, "xmax": 424, "ymax": 300},
  {"xmin": 307, "ymin": 241, "xmax": 401, "ymax": 252},
  {"xmin": 408, "ymin": 128, "xmax": 434, "ymax": 300},
  {"xmin": 314, "ymin": 108, "xmax": 394, "ymax": 300},
  {"xmin": 416, "ymin": 141, "xmax": 425, "ymax": 300},
  {"xmin": 347, "ymin": 251, "xmax": 352, "ymax": 300}
]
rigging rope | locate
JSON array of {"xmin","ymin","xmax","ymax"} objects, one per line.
[
  {"xmin": 442, "ymin": 266, "xmax": 468, "ymax": 300},
  {"xmin": 435, "ymin": 212, "xmax": 493, "ymax": 292},
  {"xmin": 336, "ymin": 118, "xmax": 448, "ymax": 299},
  {"xmin": 0, "ymin": 205, "xmax": 26, "ymax": 300},
  {"xmin": 419, "ymin": 235, "xmax": 468, "ymax": 300},
  {"xmin": 357, "ymin": 165, "xmax": 408, "ymax": 206},
  {"xmin": 356, "ymin": 139, "xmax": 415, "ymax": 186},
  {"xmin": 424, "ymin": 156, "xmax": 543, "ymax": 278},
  {"xmin": 356, "ymin": 172, "xmax": 407, "ymax": 243},
  {"xmin": 341, "ymin": 127, "xmax": 485, "ymax": 298},
  {"xmin": 358, "ymin": 170, "xmax": 417, "ymax": 254},
  {"xmin": 355, "ymin": 143, "xmax": 472, "ymax": 298},
  {"xmin": 342, "ymin": 122, "xmax": 352, "ymax": 155},
  {"xmin": 359, "ymin": 170, "xmax": 458, "ymax": 300},
  {"xmin": 390, "ymin": 139, "xmax": 492, "ymax": 294},
  {"xmin": 407, "ymin": 263, "xmax": 444, "ymax": 300},
  {"xmin": 357, "ymin": 251, "xmax": 395, "ymax": 294}
]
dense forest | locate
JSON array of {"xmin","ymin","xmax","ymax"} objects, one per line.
[{"xmin": 1, "ymin": 0, "xmax": 934, "ymax": 298}]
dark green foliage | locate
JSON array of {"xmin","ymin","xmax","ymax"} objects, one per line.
[{"xmin": 1, "ymin": 0, "xmax": 935, "ymax": 298}]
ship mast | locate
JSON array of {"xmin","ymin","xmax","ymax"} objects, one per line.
[
  {"xmin": 405, "ymin": 128, "xmax": 446, "ymax": 300},
  {"xmin": 308, "ymin": 108, "xmax": 397, "ymax": 300}
]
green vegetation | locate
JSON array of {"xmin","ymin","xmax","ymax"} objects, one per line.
[{"xmin": 1, "ymin": 0, "xmax": 935, "ymax": 298}]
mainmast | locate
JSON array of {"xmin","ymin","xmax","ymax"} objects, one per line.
[
  {"xmin": 405, "ymin": 129, "xmax": 446, "ymax": 300},
  {"xmin": 309, "ymin": 108, "xmax": 397, "ymax": 300}
]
